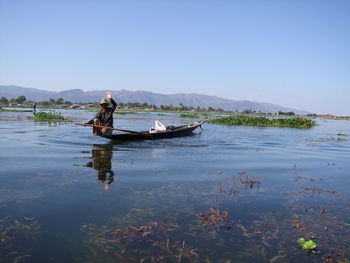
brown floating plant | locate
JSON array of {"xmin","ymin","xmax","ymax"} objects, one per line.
[
  {"xmin": 302, "ymin": 187, "xmax": 337, "ymax": 195},
  {"xmin": 78, "ymin": 166, "xmax": 349, "ymax": 263},
  {"xmin": 218, "ymin": 170, "xmax": 262, "ymax": 197},
  {"xmin": 80, "ymin": 219, "xmax": 205, "ymax": 263},
  {"xmin": 0, "ymin": 216, "xmax": 41, "ymax": 263},
  {"xmin": 197, "ymin": 207, "xmax": 228, "ymax": 226}
]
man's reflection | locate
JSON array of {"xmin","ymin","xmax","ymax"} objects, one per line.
[{"xmin": 86, "ymin": 144, "xmax": 115, "ymax": 190}]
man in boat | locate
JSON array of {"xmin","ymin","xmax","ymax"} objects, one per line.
[{"xmin": 84, "ymin": 93, "xmax": 117, "ymax": 137}]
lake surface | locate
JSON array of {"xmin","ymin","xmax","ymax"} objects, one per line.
[{"xmin": 1, "ymin": 109, "xmax": 349, "ymax": 263}]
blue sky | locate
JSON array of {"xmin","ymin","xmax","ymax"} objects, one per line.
[{"xmin": 0, "ymin": 0, "xmax": 349, "ymax": 115}]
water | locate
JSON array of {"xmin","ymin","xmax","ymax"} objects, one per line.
[{"xmin": 1, "ymin": 109, "xmax": 349, "ymax": 263}]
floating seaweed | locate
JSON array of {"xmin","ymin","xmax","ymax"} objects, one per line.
[
  {"xmin": 0, "ymin": 216, "xmax": 42, "ymax": 263},
  {"xmin": 239, "ymin": 173, "xmax": 261, "ymax": 189},
  {"xmin": 208, "ymin": 115, "xmax": 316, "ymax": 128},
  {"xmin": 197, "ymin": 207, "xmax": 228, "ymax": 226},
  {"xmin": 301, "ymin": 187, "xmax": 337, "ymax": 195},
  {"xmin": 293, "ymin": 172, "xmax": 323, "ymax": 182},
  {"xmin": 236, "ymin": 178, "xmax": 350, "ymax": 263},
  {"xmin": 297, "ymin": 237, "xmax": 317, "ymax": 252},
  {"xmin": 30, "ymin": 110, "xmax": 72, "ymax": 122},
  {"xmin": 79, "ymin": 219, "xmax": 207, "ymax": 263},
  {"xmin": 217, "ymin": 171, "xmax": 262, "ymax": 197}
]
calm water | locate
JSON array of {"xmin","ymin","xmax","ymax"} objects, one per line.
[{"xmin": 0, "ymin": 109, "xmax": 349, "ymax": 263}]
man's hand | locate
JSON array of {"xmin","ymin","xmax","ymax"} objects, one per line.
[{"xmin": 106, "ymin": 91, "xmax": 112, "ymax": 99}]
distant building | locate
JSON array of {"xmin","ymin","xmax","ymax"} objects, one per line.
[
  {"xmin": 144, "ymin": 107, "xmax": 156, "ymax": 111},
  {"xmin": 70, "ymin": 104, "xmax": 80, "ymax": 109},
  {"xmin": 80, "ymin": 104, "xmax": 95, "ymax": 108},
  {"xmin": 317, "ymin": 114, "xmax": 336, "ymax": 119}
]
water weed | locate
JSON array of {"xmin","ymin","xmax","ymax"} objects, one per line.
[
  {"xmin": 180, "ymin": 113, "xmax": 199, "ymax": 118},
  {"xmin": 208, "ymin": 115, "xmax": 316, "ymax": 128},
  {"xmin": 31, "ymin": 111, "xmax": 71, "ymax": 122},
  {"xmin": 114, "ymin": 111, "xmax": 137, "ymax": 115}
]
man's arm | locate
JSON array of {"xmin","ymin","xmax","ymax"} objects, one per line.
[
  {"xmin": 85, "ymin": 119, "xmax": 94, "ymax": 125},
  {"xmin": 110, "ymin": 98, "xmax": 117, "ymax": 111},
  {"xmin": 85, "ymin": 111, "xmax": 102, "ymax": 124},
  {"xmin": 106, "ymin": 92, "xmax": 117, "ymax": 111}
]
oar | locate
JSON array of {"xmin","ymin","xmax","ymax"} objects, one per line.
[{"xmin": 74, "ymin": 123, "xmax": 151, "ymax": 136}]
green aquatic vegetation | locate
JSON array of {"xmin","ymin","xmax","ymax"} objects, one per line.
[
  {"xmin": 0, "ymin": 109, "xmax": 22, "ymax": 112},
  {"xmin": 296, "ymin": 237, "xmax": 306, "ymax": 244},
  {"xmin": 31, "ymin": 111, "xmax": 71, "ymax": 122},
  {"xmin": 179, "ymin": 113, "xmax": 199, "ymax": 118},
  {"xmin": 1, "ymin": 109, "xmax": 34, "ymax": 113},
  {"xmin": 114, "ymin": 111, "xmax": 137, "ymax": 115},
  {"xmin": 208, "ymin": 115, "xmax": 316, "ymax": 128},
  {"xmin": 297, "ymin": 238, "xmax": 316, "ymax": 251},
  {"xmin": 156, "ymin": 113, "xmax": 166, "ymax": 116}
]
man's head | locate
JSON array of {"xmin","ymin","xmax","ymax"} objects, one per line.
[{"xmin": 99, "ymin": 98, "xmax": 108, "ymax": 108}]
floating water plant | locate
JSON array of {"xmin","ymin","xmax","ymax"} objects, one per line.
[
  {"xmin": 79, "ymin": 220, "xmax": 204, "ymax": 262},
  {"xmin": 198, "ymin": 207, "xmax": 228, "ymax": 226},
  {"xmin": 114, "ymin": 111, "xmax": 137, "ymax": 115},
  {"xmin": 180, "ymin": 113, "xmax": 199, "ymax": 118},
  {"xmin": 31, "ymin": 111, "xmax": 71, "ymax": 122},
  {"xmin": 208, "ymin": 115, "xmax": 316, "ymax": 128},
  {"xmin": 0, "ymin": 216, "xmax": 41, "ymax": 262},
  {"xmin": 302, "ymin": 187, "xmax": 336, "ymax": 195},
  {"xmin": 297, "ymin": 237, "xmax": 316, "ymax": 252},
  {"xmin": 218, "ymin": 171, "xmax": 262, "ymax": 197},
  {"xmin": 0, "ymin": 109, "xmax": 22, "ymax": 112}
]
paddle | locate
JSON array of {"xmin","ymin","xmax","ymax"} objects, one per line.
[{"xmin": 74, "ymin": 123, "xmax": 151, "ymax": 136}]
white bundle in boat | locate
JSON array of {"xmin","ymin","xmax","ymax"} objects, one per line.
[{"xmin": 149, "ymin": 120, "xmax": 167, "ymax": 133}]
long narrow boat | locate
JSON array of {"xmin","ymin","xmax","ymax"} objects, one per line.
[{"xmin": 104, "ymin": 121, "xmax": 204, "ymax": 140}]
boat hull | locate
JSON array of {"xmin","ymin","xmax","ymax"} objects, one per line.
[{"xmin": 105, "ymin": 122, "xmax": 203, "ymax": 140}]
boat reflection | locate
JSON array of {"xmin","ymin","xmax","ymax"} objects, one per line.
[{"xmin": 85, "ymin": 144, "xmax": 115, "ymax": 190}]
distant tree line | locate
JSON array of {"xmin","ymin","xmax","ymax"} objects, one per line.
[
  {"xmin": 1, "ymin": 95, "xmax": 27, "ymax": 105},
  {"xmin": 0, "ymin": 96, "xmax": 73, "ymax": 106},
  {"xmin": 0, "ymin": 95, "xmax": 297, "ymax": 115},
  {"xmin": 116, "ymin": 102, "xmax": 226, "ymax": 112},
  {"xmin": 277, "ymin": 111, "xmax": 295, "ymax": 116},
  {"xmin": 40, "ymin": 98, "xmax": 73, "ymax": 106}
]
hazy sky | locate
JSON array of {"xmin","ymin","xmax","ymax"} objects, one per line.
[{"xmin": 1, "ymin": 0, "xmax": 349, "ymax": 115}]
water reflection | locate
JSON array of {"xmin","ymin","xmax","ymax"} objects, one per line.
[{"xmin": 86, "ymin": 144, "xmax": 115, "ymax": 190}]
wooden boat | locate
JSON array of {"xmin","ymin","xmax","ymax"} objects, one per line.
[{"xmin": 105, "ymin": 121, "xmax": 204, "ymax": 140}]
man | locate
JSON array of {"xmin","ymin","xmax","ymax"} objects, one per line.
[{"xmin": 85, "ymin": 93, "xmax": 117, "ymax": 137}]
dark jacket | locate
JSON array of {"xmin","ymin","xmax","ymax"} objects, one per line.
[{"xmin": 87, "ymin": 98, "xmax": 117, "ymax": 127}]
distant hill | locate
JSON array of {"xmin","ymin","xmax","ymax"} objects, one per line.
[{"xmin": 0, "ymin": 85, "xmax": 308, "ymax": 114}]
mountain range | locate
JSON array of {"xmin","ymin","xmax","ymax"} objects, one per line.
[{"xmin": 0, "ymin": 85, "xmax": 308, "ymax": 114}]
